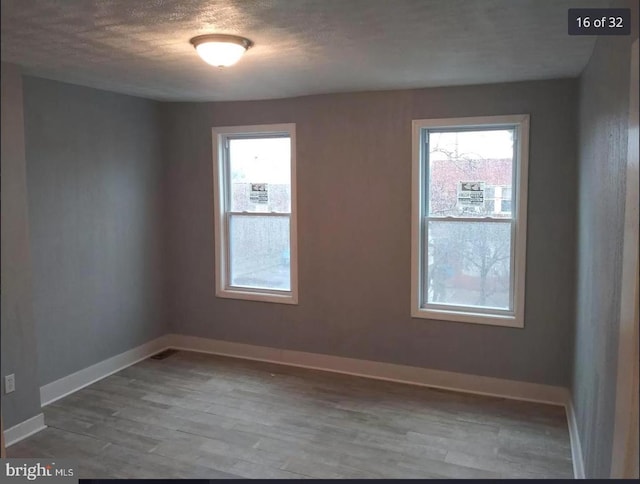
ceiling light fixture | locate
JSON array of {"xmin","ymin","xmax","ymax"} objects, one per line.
[{"xmin": 190, "ymin": 34, "xmax": 253, "ymax": 67}]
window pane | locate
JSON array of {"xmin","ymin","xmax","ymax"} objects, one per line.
[
  {"xmin": 425, "ymin": 221, "xmax": 512, "ymax": 310},
  {"xmin": 229, "ymin": 215, "xmax": 290, "ymax": 291},
  {"xmin": 229, "ymin": 137, "xmax": 291, "ymax": 213},
  {"xmin": 428, "ymin": 129, "xmax": 514, "ymax": 218}
]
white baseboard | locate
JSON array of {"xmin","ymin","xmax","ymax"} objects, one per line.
[
  {"xmin": 4, "ymin": 413, "xmax": 46, "ymax": 447},
  {"xmin": 40, "ymin": 335, "xmax": 171, "ymax": 406},
  {"xmin": 566, "ymin": 399, "xmax": 586, "ymax": 479},
  {"xmin": 26, "ymin": 332, "xmax": 573, "ymax": 467},
  {"xmin": 167, "ymin": 334, "xmax": 569, "ymax": 406}
]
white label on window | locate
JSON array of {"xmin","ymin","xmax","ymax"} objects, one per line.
[
  {"xmin": 457, "ymin": 181, "xmax": 485, "ymax": 206},
  {"xmin": 250, "ymin": 183, "xmax": 268, "ymax": 204}
]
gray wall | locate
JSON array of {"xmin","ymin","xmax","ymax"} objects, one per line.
[
  {"xmin": 164, "ymin": 79, "xmax": 578, "ymax": 386},
  {"xmin": 572, "ymin": 0, "xmax": 638, "ymax": 478},
  {"xmin": 22, "ymin": 77, "xmax": 169, "ymax": 386},
  {"xmin": 1, "ymin": 63, "xmax": 43, "ymax": 428}
]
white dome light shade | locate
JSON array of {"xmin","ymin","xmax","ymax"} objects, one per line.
[
  {"xmin": 190, "ymin": 34, "xmax": 252, "ymax": 67},
  {"xmin": 196, "ymin": 42, "xmax": 246, "ymax": 67}
]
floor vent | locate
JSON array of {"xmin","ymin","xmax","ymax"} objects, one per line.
[{"xmin": 150, "ymin": 349, "xmax": 179, "ymax": 360}]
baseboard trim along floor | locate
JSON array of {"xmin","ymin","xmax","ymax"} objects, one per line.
[
  {"xmin": 3, "ymin": 413, "xmax": 46, "ymax": 447},
  {"xmin": 35, "ymin": 333, "xmax": 570, "ymax": 411},
  {"xmin": 5, "ymin": 332, "xmax": 581, "ymax": 478},
  {"xmin": 566, "ymin": 399, "xmax": 586, "ymax": 479},
  {"xmin": 39, "ymin": 335, "xmax": 171, "ymax": 407},
  {"xmin": 169, "ymin": 334, "xmax": 570, "ymax": 407}
]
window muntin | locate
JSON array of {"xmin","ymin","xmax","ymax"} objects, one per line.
[
  {"xmin": 412, "ymin": 115, "xmax": 529, "ymax": 327},
  {"xmin": 213, "ymin": 125, "xmax": 297, "ymax": 304}
]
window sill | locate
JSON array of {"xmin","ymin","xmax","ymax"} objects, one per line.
[
  {"xmin": 411, "ymin": 307, "xmax": 523, "ymax": 328},
  {"xmin": 216, "ymin": 287, "xmax": 298, "ymax": 305}
]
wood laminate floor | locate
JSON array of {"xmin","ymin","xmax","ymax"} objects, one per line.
[{"xmin": 8, "ymin": 351, "xmax": 574, "ymax": 479}]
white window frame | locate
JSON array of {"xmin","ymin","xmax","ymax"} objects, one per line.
[
  {"xmin": 411, "ymin": 114, "xmax": 529, "ymax": 327},
  {"xmin": 212, "ymin": 123, "xmax": 298, "ymax": 305}
]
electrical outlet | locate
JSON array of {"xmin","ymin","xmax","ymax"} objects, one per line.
[{"xmin": 5, "ymin": 374, "xmax": 15, "ymax": 394}]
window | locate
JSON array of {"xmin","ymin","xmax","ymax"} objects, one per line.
[
  {"xmin": 212, "ymin": 124, "xmax": 297, "ymax": 304},
  {"xmin": 485, "ymin": 185, "xmax": 513, "ymax": 216},
  {"xmin": 411, "ymin": 115, "xmax": 529, "ymax": 327}
]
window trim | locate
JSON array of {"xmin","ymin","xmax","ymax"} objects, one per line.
[
  {"xmin": 212, "ymin": 123, "xmax": 298, "ymax": 305},
  {"xmin": 410, "ymin": 114, "xmax": 529, "ymax": 328}
]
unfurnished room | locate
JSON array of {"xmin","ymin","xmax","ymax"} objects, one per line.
[{"xmin": 0, "ymin": 0, "xmax": 638, "ymax": 480}]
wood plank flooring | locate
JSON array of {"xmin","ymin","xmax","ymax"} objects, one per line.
[{"xmin": 8, "ymin": 351, "xmax": 574, "ymax": 479}]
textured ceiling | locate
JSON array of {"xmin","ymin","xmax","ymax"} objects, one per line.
[{"xmin": 1, "ymin": 0, "xmax": 606, "ymax": 101}]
